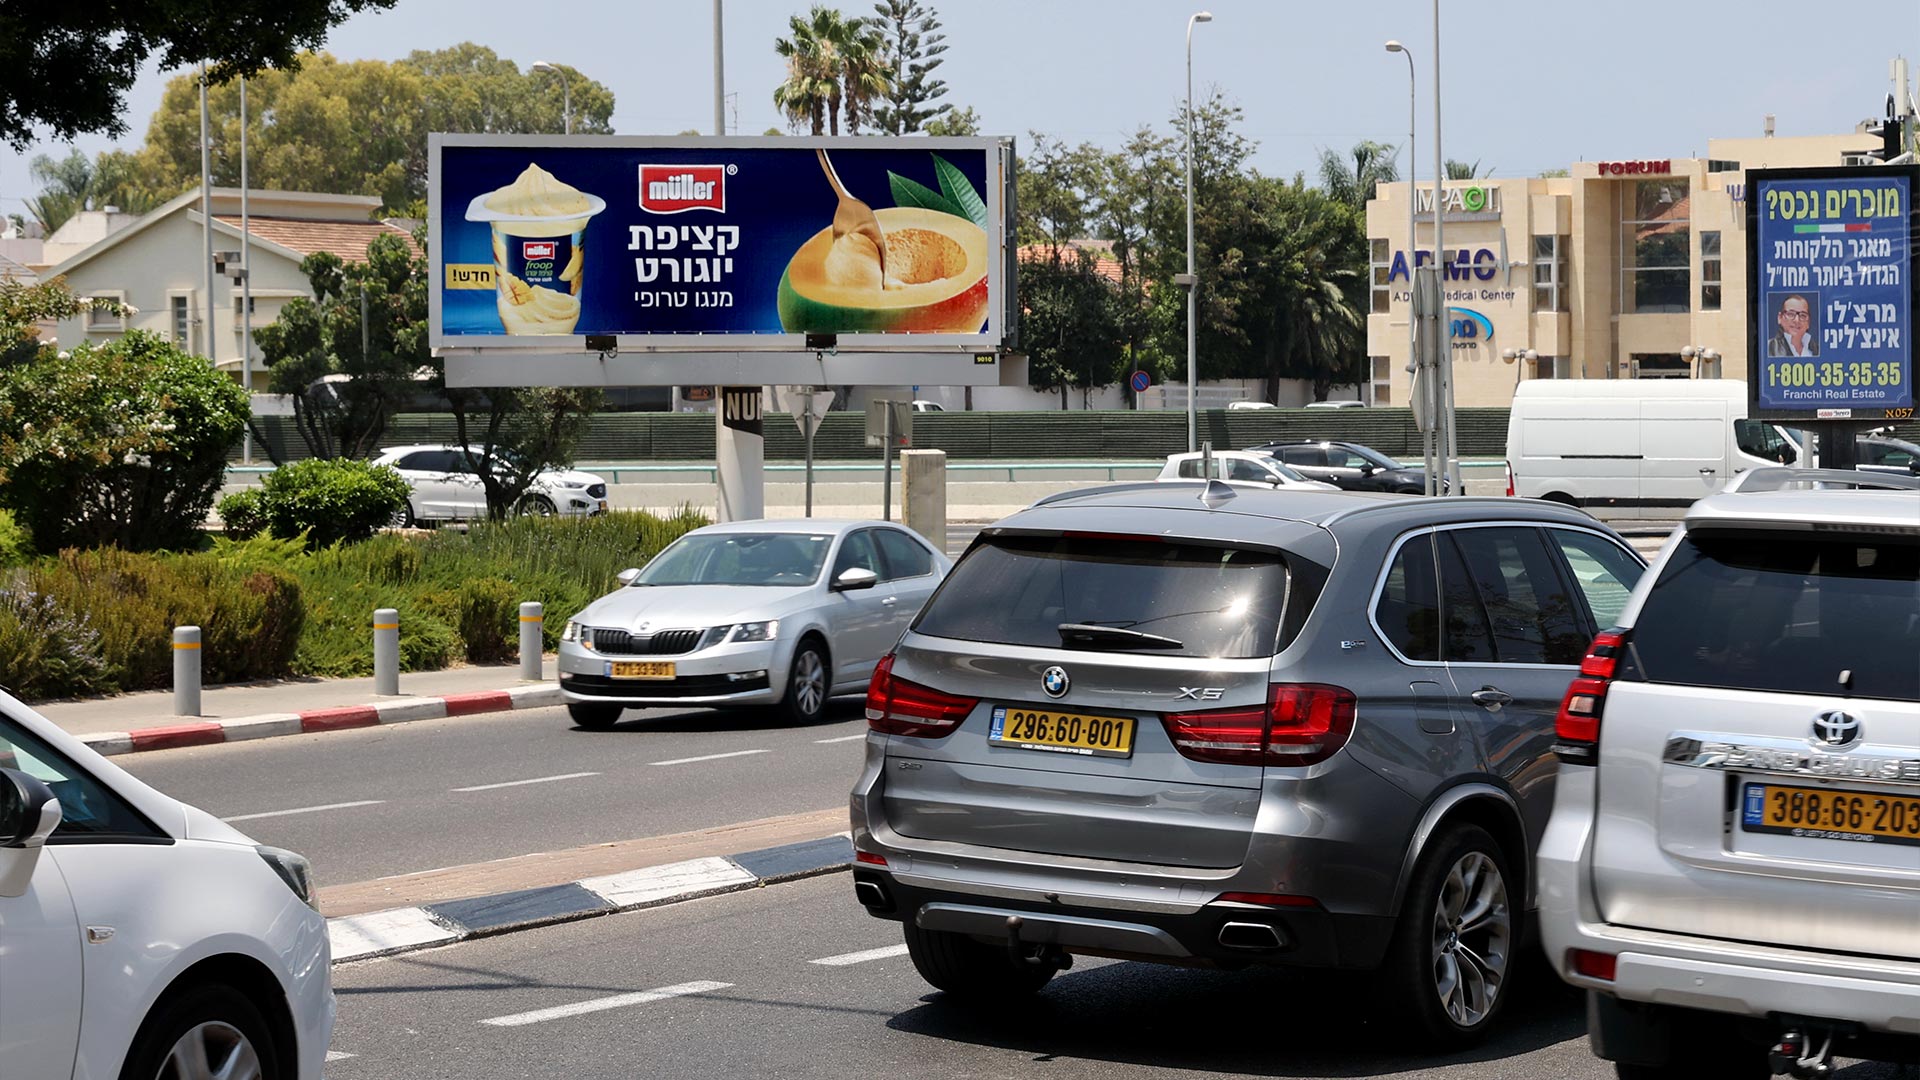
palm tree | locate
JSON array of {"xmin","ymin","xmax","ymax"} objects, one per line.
[
  {"xmin": 1445, "ymin": 158, "xmax": 1491, "ymax": 180},
  {"xmin": 837, "ymin": 20, "xmax": 892, "ymax": 134},
  {"xmin": 774, "ymin": 8, "xmax": 843, "ymax": 134},
  {"xmin": 1318, "ymin": 140, "xmax": 1399, "ymax": 214}
]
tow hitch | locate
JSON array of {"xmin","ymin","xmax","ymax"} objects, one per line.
[
  {"xmin": 1769, "ymin": 1029, "xmax": 1837, "ymax": 1079},
  {"xmin": 1004, "ymin": 915, "xmax": 1072, "ymax": 971}
]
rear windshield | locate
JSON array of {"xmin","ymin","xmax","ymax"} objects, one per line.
[
  {"xmin": 1631, "ymin": 533, "xmax": 1919, "ymax": 702},
  {"xmin": 913, "ymin": 535, "xmax": 1289, "ymax": 658}
]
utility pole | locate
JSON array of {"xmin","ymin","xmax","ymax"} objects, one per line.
[
  {"xmin": 241, "ymin": 76, "xmax": 253, "ymax": 465},
  {"xmin": 200, "ymin": 64, "xmax": 216, "ymax": 369}
]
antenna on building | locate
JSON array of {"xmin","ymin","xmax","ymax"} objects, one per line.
[{"xmin": 1764, "ymin": 114, "xmax": 1776, "ymax": 137}]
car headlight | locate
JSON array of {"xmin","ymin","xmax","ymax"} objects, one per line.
[
  {"xmin": 730, "ymin": 620, "xmax": 779, "ymax": 643},
  {"xmin": 257, "ymin": 845, "xmax": 318, "ymax": 911},
  {"xmin": 562, "ymin": 620, "xmax": 582, "ymax": 642},
  {"xmin": 557, "ymin": 479, "xmax": 587, "ymax": 489}
]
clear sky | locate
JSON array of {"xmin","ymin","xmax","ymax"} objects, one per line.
[{"xmin": 3, "ymin": 0, "xmax": 1916, "ymax": 221}]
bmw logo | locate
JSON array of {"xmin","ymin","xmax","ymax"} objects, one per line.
[
  {"xmin": 1041, "ymin": 666, "xmax": 1070, "ymax": 699},
  {"xmin": 1812, "ymin": 710, "xmax": 1862, "ymax": 748}
]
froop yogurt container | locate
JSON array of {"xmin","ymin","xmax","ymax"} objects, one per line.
[{"xmin": 464, "ymin": 164, "xmax": 607, "ymax": 335}]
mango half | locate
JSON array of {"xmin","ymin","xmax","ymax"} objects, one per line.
[{"xmin": 777, "ymin": 207, "xmax": 990, "ymax": 334}]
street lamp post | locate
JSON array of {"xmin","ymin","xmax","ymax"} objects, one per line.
[
  {"xmin": 1385, "ymin": 40, "xmax": 1415, "ymax": 411},
  {"xmin": 1183, "ymin": 11, "xmax": 1212, "ymax": 452},
  {"xmin": 531, "ymin": 61, "xmax": 572, "ymax": 135},
  {"xmin": 1681, "ymin": 345, "xmax": 1721, "ymax": 379}
]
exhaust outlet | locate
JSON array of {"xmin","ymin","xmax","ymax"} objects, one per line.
[
  {"xmin": 853, "ymin": 878, "xmax": 892, "ymax": 911},
  {"xmin": 1217, "ymin": 920, "xmax": 1285, "ymax": 951}
]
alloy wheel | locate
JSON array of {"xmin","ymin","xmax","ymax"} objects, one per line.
[
  {"xmin": 156, "ymin": 1020, "xmax": 262, "ymax": 1080},
  {"xmin": 792, "ymin": 648, "xmax": 826, "ymax": 717},
  {"xmin": 1429, "ymin": 850, "xmax": 1511, "ymax": 1028}
]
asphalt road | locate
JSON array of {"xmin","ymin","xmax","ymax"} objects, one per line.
[
  {"xmin": 119, "ymin": 701, "xmax": 868, "ymax": 887},
  {"xmin": 326, "ymin": 872, "xmax": 1619, "ymax": 1080}
]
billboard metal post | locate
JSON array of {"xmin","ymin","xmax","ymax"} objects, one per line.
[
  {"xmin": 717, "ymin": 387, "xmax": 763, "ymax": 522},
  {"xmin": 883, "ymin": 406, "xmax": 893, "ymax": 522}
]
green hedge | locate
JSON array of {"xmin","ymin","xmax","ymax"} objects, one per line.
[{"xmin": 0, "ymin": 509, "xmax": 707, "ymax": 701}]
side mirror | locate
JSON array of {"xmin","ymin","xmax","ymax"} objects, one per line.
[
  {"xmin": 0, "ymin": 768, "xmax": 61, "ymax": 898},
  {"xmin": 1359, "ymin": 464, "xmax": 1378, "ymax": 476},
  {"xmin": 833, "ymin": 567, "xmax": 879, "ymax": 592},
  {"xmin": 616, "ymin": 568, "xmax": 642, "ymax": 586}
]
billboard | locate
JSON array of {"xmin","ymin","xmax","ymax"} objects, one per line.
[
  {"xmin": 1746, "ymin": 164, "xmax": 1917, "ymax": 422},
  {"xmin": 429, "ymin": 135, "xmax": 1013, "ymax": 387}
]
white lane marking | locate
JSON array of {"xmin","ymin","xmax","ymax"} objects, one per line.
[
  {"xmin": 222, "ymin": 800, "xmax": 385, "ymax": 822},
  {"xmin": 650, "ymin": 749, "xmax": 769, "ymax": 766},
  {"xmin": 813, "ymin": 733, "xmax": 867, "ymax": 744},
  {"xmin": 578, "ymin": 856, "xmax": 755, "ymax": 909},
  {"xmin": 451, "ymin": 771, "xmax": 600, "ymax": 793},
  {"xmin": 325, "ymin": 1050, "xmax": 356, "ymax": 1062},
  {"xmin": 479, "ymin": 981, "xmax": 733, "ymax": 1028},
  {"xmin": 810, "ymin": 943, "xmax": 910, "ymax": 966},
  {"xmin": 328, "ymin": 908, "xmax": 458, "ymax": 963}
]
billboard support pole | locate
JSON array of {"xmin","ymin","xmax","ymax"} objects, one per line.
[
  {"xmin": 717, "ymin": 387, "xmax": 764, "ymax": 523},
  {"xmin": 882, "ymin": 404, "xmax": 893, "ymax": 522}
]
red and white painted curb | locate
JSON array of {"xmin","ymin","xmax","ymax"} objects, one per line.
[{"xmin": 79, "ymin": 684, "xmax": 563, "ymax": 758}]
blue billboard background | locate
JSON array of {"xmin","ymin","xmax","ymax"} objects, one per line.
[
  {"xmin": 436, "ymin": 142, "xmax": 995, "ymax": 340},
  {"xmin": 1751, "ymin": 171, "xmax": 1913, "ymax": 414}
]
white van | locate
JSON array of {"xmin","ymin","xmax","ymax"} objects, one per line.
[{"xmin": 1505, "ymin": 379, "xmax": 1797, "ymax": 507}]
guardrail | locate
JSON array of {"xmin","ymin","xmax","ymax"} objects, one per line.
[{"xmin": 227, "ymin": 459, "xmax": 1507, "ymax": 485}]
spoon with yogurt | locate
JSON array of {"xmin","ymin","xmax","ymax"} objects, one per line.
[{"xmin": 816, "ymin": 149, "xmax": 889, "ymax": 286}]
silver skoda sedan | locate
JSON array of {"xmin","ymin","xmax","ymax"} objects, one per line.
[{"xmin": 558, "ymin": 520, "xmax": 950, "ymax": 728}]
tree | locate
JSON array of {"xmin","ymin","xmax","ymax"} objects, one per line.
[
  {"xmin": 1318, "ymin": 140, "xmax": 1400, "ymax": 213},
  {"xmin": 922, "ymin": 105, "xmax": 980, "ymax": 137},
  {"xmin": 0, "ymin": 331, "xmax": 249, "ymax": 552},
  {"xmin": 1445, "ymin": 158, "xmax": 1491, "ymax": 180},
  {"xmin": 872, "ymin": 0, "xmax": 951, "ymax": 135},
  {"xmin": 26, "ymin": 148, "xmax": 178, "ymax": 234},
  {"xmin": 1016, "ymin": 133, "xmax": 1109, "ymax": 248},
  {"xmin": 254, "ymin": 233, "xmax": 427, "ymax": 462},
  {"xmin": 0, "ymin": 0, "xmax": 395, "ymax": 150},
  {"xmin": 1019, "ymin": 249, "xmax": 1126, "ymax": 408},
  {"xmin": 0, "ymin": 277, "xmax": 132, "ymax": 368},
  {"xmin": 773, "ymin": 7, "xmax": 890, "ymax": 136},
  {"xmin": 131, "ymin": 47, "xmax": 615, "ymax": 212}
]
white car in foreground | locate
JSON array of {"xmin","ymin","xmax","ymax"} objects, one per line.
[
  {"xmin": 372, "ymin": 444, "xmax": 608, "ymax": 525},
  {"xmin": 0, "ymin": 691, "xmax": 333, "ymax": 1079}
]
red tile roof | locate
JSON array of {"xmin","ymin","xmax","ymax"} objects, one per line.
[
  {"xmin": 214, "ymin": 216, "xmax": 419, "ymax": 264},
  {"xmin": 1017, "ymin": 242, "xmax": 1124, "ymax": 285}
]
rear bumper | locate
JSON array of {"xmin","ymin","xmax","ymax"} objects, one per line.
[
  {"xmin": 1540, "ymin": 768, "xmax": 1920, "ymax": 1039},
  {"xmin": 852, "ymin": 867, "xmax": 1392, "ymax": 970}
]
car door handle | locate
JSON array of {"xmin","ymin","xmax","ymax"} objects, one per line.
[
  {"xmin": 1470, "ymin": 687, "xmax": 1513, "ymax": 709},
  {"xmin": 881, "ymin": 596, "xmax": 899, "ymax": 606},
  {"xmin": 1698, "ymin": 467, "xmax": 1718, "ymax": 475}
]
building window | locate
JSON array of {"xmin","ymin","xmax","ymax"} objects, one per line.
[
  {"xmin": 171, "ymin": 296, "xmax": 190, "ymax": 346},
  {"xmin": 1621, "ymin": 179, "xmax": 1690, "ymax": 314},
  {"xmin": 1700, "ymin": 230, "xmax": 1721, "ymax": 311},
  {"xmin": 1531, "ymin": 235, "xmax": 1569, "ymax": 312},
  {"xmin": 1631, "ymin": 353, "xmax": 1690, "ymax": 379},
  {"xmin": 84, "ymin": 292, "xmax": 126, "ymax": 332},
  {"xmin": 1369, "ymin": 238, "xmax": 1391, "ymax": 314}
]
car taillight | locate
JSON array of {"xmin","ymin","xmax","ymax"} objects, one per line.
[
  {"xmin": 865, "ymin": 654, "xmax": 976, "ymax": 739},
  {"xmin": 1504, "ymin": 460, "xmax": 1515, "ymax": 498},
  {"xmin": 1568, "ymin": 948, "xmax": 1617, "ymax": 982},
  {"xmin": 1554, "ymin": 629, "xmax": 1627, "ymax": 765},
  {"xmin": 1161, "ymin": 683, "xmax": 1356, "ymax": 767}
]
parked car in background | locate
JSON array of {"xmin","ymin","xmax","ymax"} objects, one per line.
[
  {"xmin": 1247, "ymin": 439, "xmax": 1436, "ymax": 494},
  {"xmin": 1857, "ymin": 433, "xmax": 1920, "ymax": 476},
  {"xmin": 851, "ymin": 484, "xmax": 1645, "ymax": 1046},
  {"xmin": 1305, "ymin": 399, "xmax": 1367, "ymax": 409},
  {"xmin": 1225, "ymin": 400, "xmax": 1276, "ymax": 410},
  {"xmin": 1155, "ymin": 450, "xmax": 1338, "ymax": 490},
  {"xmin": 910, "ymin": 400, "xmax": 945, "ymax": 412},
  {"xmin": 371, "ymin": 444, "xmax": 608, "ymax": 525},
  {"xmin": 1540, "ymin": 468, "xmax": 1920, "ymax": 1078},
  {"xmin": 560, "ymin": 520, "xmax": 951, "ymax": 729},
  {"xmin": 0, "ymin": 691, "xmax": 333, "ymax": 1079}
]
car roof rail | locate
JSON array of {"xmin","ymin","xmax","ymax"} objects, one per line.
[{"xmin": 1723, "ymin": 467, "xmax": 1920, "ymax": 494}]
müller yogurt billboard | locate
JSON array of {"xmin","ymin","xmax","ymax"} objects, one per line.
[{"xmin": 430, "ymin": 134, "xmax": 1010, "ymax": 352}]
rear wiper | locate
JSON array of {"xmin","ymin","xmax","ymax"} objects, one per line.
[{"xmin": 1056, "ymin": 623, "xmax": 1184, "ymax": 650}]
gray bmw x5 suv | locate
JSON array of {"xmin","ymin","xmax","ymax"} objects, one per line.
[{"xmin": 850, "ymin": 482, "xmax": 1646, "ymax": 1046}]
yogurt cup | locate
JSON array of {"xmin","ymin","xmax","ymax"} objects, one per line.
[{"xmin": 465, "ymin": 165, "xmax": 607, "ymax": 336}]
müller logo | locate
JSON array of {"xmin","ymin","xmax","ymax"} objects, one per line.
[
  {"xmin": 639, "ymin": 165, "xmax": 727, "ymax": 214},
  {"xmin": 521, "ymin": 242, "xmax": 556, "ymax": 260}
]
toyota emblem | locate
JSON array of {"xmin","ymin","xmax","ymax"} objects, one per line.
[
  {"xmin": 1812, "ymin": 710, "xmax": 1862, "ymax": 748},
  {"xmin": 1041, "ymin": 666, "xmax": 1071, "ymax": 699}
]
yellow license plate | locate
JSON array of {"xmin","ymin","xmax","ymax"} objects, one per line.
[
  {"xmin": 989, "ymin": 706, "xmax": 1134, "ymax": 758},
  {"xmin": 1742, "ymin": 783, "xmax": 1920, "ymax": 846},
  {"xmin": 608, "ymin": 661, "xmax": 675, "ymax": 680}
]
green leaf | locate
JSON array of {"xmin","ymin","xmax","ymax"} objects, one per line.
[
  {"xmin": 932, "ymin": 154, "xmax": 989, "ymax": 230},
  {"xmin": 888, "ymin": 171, "xmax": 965, "ymax": 219}
]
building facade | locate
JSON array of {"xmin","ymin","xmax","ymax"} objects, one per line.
[{"xmin": 1364, "ymin": 131, "xmax": 1881, "ymax": 407}]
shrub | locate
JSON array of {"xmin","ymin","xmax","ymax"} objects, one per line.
[
  {"xmin": 456, "ymin": 577, "xmax": 517, "ymax": 664},
  {"xmin": 0, "ymin": 331, "xmax": 248, "ymax": 553},
  {"xmin": 0, "ymin": 510, "xmax": 30, "ymax": 567},
  {"xmin": 257, "ymin": 458, "xmax": 411, "ymax": 548},
  {"xmin": 0, "ymin": 583, "xmax": 114, "ymax": 700},
  {"xmin": 216, "ymin": 489, "xmax": 268, "ymax": 539}
]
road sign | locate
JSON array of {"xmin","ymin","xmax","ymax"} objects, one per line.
[
  {"xmin": 1129, "ymin": 370, "xmax": 1151, "ymax": 393},
  {"xmin": 785, "ymin": 385, "xmax": 835, "ymax": 437},
  {"xmin": 865, "ymin": 400, "xmax": 912, "ymax": 448}
]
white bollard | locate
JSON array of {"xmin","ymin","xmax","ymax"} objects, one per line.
[
  {"xmin": 519, "ymin": 602, "xmax": 544, "ymax": 680},
  {"xmin": 373, "ymin": 608, "xmax": 399, "ymax": 696},
  {"xmin": 173, "ymin": 625, "xmax": 202, "ymax": 717}
]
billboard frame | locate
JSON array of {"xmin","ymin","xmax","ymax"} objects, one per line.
[
  {"xmin": 1743, "ymin": 163, "xmax": 1918, "ymax": 424},
  {"xmin": 428, "ymin": 133, "xmax": 1013, "ymax": 368}
]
